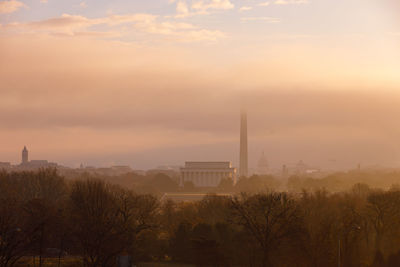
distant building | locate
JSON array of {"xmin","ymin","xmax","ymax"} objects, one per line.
[
  {"xmin": 281, "ymin": 160, "xmax": 321, "ymax": 177},
  {"xmin": 111, "ymin": 166, "xmax": 133, "ymax": 175},
  {"xmin": 22, "ymin": 146, "xmax": 28, "ymax": 164},
  {"xmin": 257, "ymin": 151, "xmax": 269, "ymax": 175},
  {"xmin": 180, "ymin": 161, "xmax": 236, "ymax": 187},
  {"xmin": 295, "ymin": 160, "xmax": 308, "ymax": 175},
  {"xmin": 0, "ymin": 162, "xmax": 11, "ymax": 170},
  {"xmin": 18, "ymin": 146, "xmax": 57, "ymax": 170},
  {"xmin": 74, "ymin": 165, "xmax": 133, "ymax": 176},
  {"xmin": 25, "ymin": 160, "xmax": 57, "ymax": 169}
]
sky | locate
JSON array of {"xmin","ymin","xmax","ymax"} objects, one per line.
[{"xmin": 0, "ymin": 0, "xmax": 400, "ymax": 170}]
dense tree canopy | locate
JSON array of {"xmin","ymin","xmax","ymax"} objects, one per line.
[{"xmin": 1, "ymin": 169, "xmax": 400, "ymax": 266}]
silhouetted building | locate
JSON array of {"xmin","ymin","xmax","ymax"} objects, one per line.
[
  {"xmin": 239, "ymin": 110, "xmax": 248, "ymax": 177},
  {"xmin": 180, "ymin": 162, "xmax": 236, "ymax": 187},
  {"xmin": 257, "ymin": 151, "xmax": 268, "ymax": 175},
  {"xmin": 0, "ymin": 162, "xmax": 11, "ymax": 170},
  {"xmin": 18, "ymin": 146, "xmax": 57, "ymax": 170},
  {"xmin": 29, "ymin": 160, "xmax": 57, "ymax": 168},
  {"xmin": 22, "ymin": 146, "xmax": 28, "ymax": 164}
]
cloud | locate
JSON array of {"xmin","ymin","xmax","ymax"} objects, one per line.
[
  {"xmin": 107, "ymin": 14, "xmax": 225, "ymax": 42},
  {"xmin": 79, "ymin": 1, "xmax": 87, "ymax": 8},
  {"xmin": 191, "ymin": 0, "xmax": 234, "ymax": 13},
  {"xmin": 274, "ymin": 0, "xmax": 309, "ymax": 5},
  {"xmin": 25, "ymin": 14, "xmax": 99, "ymax": 35},
  {"xmin": 258, "ymin": 2, "xmax": 270, "ymax": 6},
  {"xmin": 171, "ymin": 0, "xmax": 234, "ymax": 18},
  {"xmin": 0, "ymin": 0, "xmax": 26, "ymax": 14},
  {"xmin": 135, "ymin": 20, "xmax": 195, "ymax": 35},
  {"xmin": 131, "ymin": 16, "xmax": 225, "ymax": 42},
  {"xmin": 40, "ymin": 0, "xmax": 48, "ymax": 3},
  {"xmin": 4, "ymin": 13, "xmax": 226, "ymax": 42},
  {"xmin": 176, "ymin": 28, "xmax": 226, "ymax": 42},
  {"xmin": 106, "ymin": 13, "xmax": 157, "ymax": 26},
  {"xmin": 241, "ymin": 17, "xmax": 280, "ymax": 23},
  {"xmin": 176, "ymin": 0, "xmax": 190, "ymax": 17},
  {"xmin": 239, "ymin": 6, "xmax": 252, "ymax": 12}
]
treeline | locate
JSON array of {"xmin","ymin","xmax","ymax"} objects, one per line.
[
  {"xmin": 63, "ymin": 169, "xmax": 400, "ymax": 196},
  {"xmin": 288, "ymin": 170, "xmax": 400, "ymax": 192},
  {"xmin": 62, "ymin": 171, "xmax": 181, "ymax": 196},
  {"xmin": 63, "ymin": 171, "xmax": 281, "ymax": 196},
  {"xmin": 2, "ymin": 169, "xmax": 400, "ymax": 266}
]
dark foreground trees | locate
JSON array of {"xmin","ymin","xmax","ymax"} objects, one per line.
[
  {"xmin": 231, "ymin": 193, "xmax": 303, "ymax": 267},
  {"xmin": 0, "ymin": 170, "xmax": 159, "ymax": 267},
  {"xmin": 70, "ymin": 180, "xmax": 158, "ymax": 267},
  {"xmin": 3, "ymin": 169, "xmax": 400, "ymax": 266},
  {"xmin": 0, "ymin": 198, "xmax": 27, "ymax": 267}
]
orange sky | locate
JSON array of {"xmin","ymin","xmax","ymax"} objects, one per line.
[{"xmin": 0, "ymin": 0, "xmax": 400, "ymax": 169}]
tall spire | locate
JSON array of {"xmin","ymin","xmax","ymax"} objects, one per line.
[
  {"xmin": 22, "ymin": 146, "xmax": 29, "ymax": 164},
  {"xmin": 239, "ymin": 110, "xmax": 248, "ymax": 177}
]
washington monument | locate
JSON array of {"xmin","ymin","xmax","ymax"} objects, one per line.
[{"xmin": 240, "ymin": 110, "xmax": 248, "ymax": 177}]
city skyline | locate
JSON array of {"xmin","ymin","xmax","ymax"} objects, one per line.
[{"xmin": 2, "ymin": 1, "xmax": 400, "ymax": 266}]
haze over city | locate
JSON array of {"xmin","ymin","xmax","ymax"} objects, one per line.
[
  {"xmin": 1, "ymin": 0, "xmax": 400, "ymax": 170},
  {"xmin": 4, "ymin": 1, "xmax": 400, "ymax": 267}
]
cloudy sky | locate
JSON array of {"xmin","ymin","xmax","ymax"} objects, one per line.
[{"xmin": 1, "ymin": 0, "xmax": 400, "ymax": 170}]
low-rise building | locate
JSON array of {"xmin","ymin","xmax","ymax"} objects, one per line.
[
  {"xmin": 180, "ymin": 161, "xmax": 236, "ymax": 187},
  {"xmin": 0, "ymin": 162, "xmax": 11, "ymax": 170}
]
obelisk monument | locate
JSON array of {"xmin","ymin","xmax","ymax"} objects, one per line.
[{"xmin": 239, "ymin": 110, "xmax": 248, "ymax": 177}]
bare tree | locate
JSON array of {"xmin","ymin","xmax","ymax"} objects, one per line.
[
  {"xmin": 231, "ymin": 192, "xmax": 302, "ymax": 267},
  {"xmin": 69, "ymin": 179, "xmax": 158, "ymax": 267},
  {"xmin": 367, "ymin": 191, "xmax": 400, "ymax": 254},
  {"xmin": 114, "ymin": 187, "xmax": 159, "ymax": 259},
  {"xmin": 0, "ymin": 198, "xmax": 28, "ymax": 267}
]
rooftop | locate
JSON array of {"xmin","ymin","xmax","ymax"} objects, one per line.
[{"xmin": 183, "ymin": 161, "xmax": 233, "ymax": 169}]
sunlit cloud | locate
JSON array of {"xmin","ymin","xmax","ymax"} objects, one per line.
[
  {"xmin": 171, "ymin": 0, "xmax": 234, "ymax": 18},
  {"xmin": 241, "ymin": 16, "xmax": 280, "ymax": 23},
  {"xmin": 191, "ymin": 0, "xmax": 234, "ymax": 14},
  {"xmin": 274, "ymin": 0, "xmax": 309, "ymax": 5},
  {"xmin": 13, "ymin": 14, "xmax": 102, "ymax": 36},
  {"xmin": 0, "ymin": 0, "xmax": 26, "ymax": 14},
  {"xmin": 239, "ymin": 6, "xmax": 253, "ymax": 12},
  {"xmin": 3, "ymin": 13, "xmax": 226, "ymax": 42},
  {"xmin": 258, "ymin": 2, "xmax": 270, "ymax": 7},
  {"xmin": 176, "ymin": 0, "xmax": 190, "ymax": 17}
]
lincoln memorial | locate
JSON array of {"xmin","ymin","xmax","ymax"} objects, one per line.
[{"xmin": 180, "ymin": 162, "xmax": 237, "ymax": 187}]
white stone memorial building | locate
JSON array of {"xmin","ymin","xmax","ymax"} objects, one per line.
[{"xmin": 180, "ymin": 162, "xmax": 237, "ymax": 187}]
